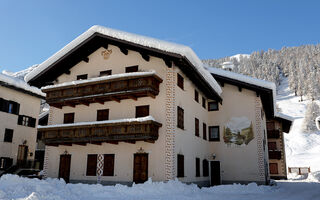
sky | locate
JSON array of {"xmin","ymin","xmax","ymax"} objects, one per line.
[{"xmin": 0, "ymin": 0, "xmax": 320, "ymax": 72}]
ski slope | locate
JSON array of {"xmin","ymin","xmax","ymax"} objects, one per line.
[{"xmin": 276, "ymin": 76, "xmax": 320, "ymax": 172}]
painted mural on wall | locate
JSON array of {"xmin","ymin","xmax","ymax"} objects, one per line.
[{"xmin": 223, "ymin": 116, "xmax": 254, "ymax": 146}]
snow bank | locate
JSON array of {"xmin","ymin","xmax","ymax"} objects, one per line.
[
  {"xmin": 38, "ymin": 116, "xmax": 156, "ymax": 129},
  {"xmin": 0, "ymin": 72, "xmax": 45, "ymax": 97},
  {"xmin": 41, "ymin": 71, "xmax": 157, "ymax": 90},
  {"xmin": 0, "ymin": 175, "xmax": 319, "ymax": 200},
  {"xmin": 25, "ymin": 25, "xmax": 222, "ymax": 96}
]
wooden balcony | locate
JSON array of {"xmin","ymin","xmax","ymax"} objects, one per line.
[
  {"xmin": 267, "ymin": 129, "xmax": 280, "ymax": 139},
  {"xmin": 39, "ymin": 118, "xmax": 162, "ymax": 146},
  {"xmin": 42, "ymin": 73, "xmax": 163, "ymax": 108},
  {"xmin": 269, "ymin": 150, "xmax": 282, "ymax": 160}
]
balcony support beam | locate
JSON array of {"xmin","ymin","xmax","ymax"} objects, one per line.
[{"xmin": 111, "ymin": 96, "xmax": 120, "ymax": 103}]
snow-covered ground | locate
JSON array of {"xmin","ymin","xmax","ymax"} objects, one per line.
[
  {"xmin": 276, "ymin": 76, "xmax": 320, "ymax": 172},
  {"xmin": 0, "ymin": 174, "xmax": 319, "ymax": 200}
]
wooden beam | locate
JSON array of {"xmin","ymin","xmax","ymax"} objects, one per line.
[
  {"xmin": 124, "ymin": 140, "xmax": 135, "ymax": 144},
  {"xmin": 91, "ymin": 141, "xmax": 102, "ymax": 145},
  {"xmin": 140, "ymin": 52, "xmax": 150, "ymax": 61},
  {"xmin": 51, "ymin": 104, "xmax": 62, "ymax": 109},
  {"xmin": 66, "ymin": 102, "xmax": 75, "ymax": 108},
  {"xmin": 107, "ymin": 141, "xmax": 118, "ymax": 145},
  {"xmin": 128, "ymin": 95, "xmax": 137, "ymax": 101},
  {"xmin": 102, "ymin": 43, "xmax": 108, "ymax": 49},
  {"xmin": 147, "ymin": 92, "xmax": 155, "ymax": 99},
  {"xmin": 164, "ymin": 59, "xmax": 172, "ymax": 68},
  {"xmin": 61, "ymin": 143, "xmax": 72, "ymax": 146},
  {"xmin": 47, "ymin": 143, "xmax": 59, "ymax": 147},
  {"xmin": 238, "ymin": 87, "xmax": 242, "ymax": 92},
  {"xmin": 82, "ymin": 57, "xmax": 89, "ymax": 63},
  {"xmin": 145, "ymin": 140, "xmax": 155, "ymax": 143},
  {"xmin": 96, "ymin": 99, "xmax": 105, "ymax": 105},
  {"xmin": 120, "ymin": 47, "xmax": 128, "ymax": 55},
  {"xmin": 79, "ymin": 101, "xmax": 90, "ymax": 106},
  {"xmin": 64, "ymin": 70, "xmax": 71, "ymax": 75},
  {"xmin": 111, "ymin": 96, "xmax": 120, "ymax": 103},
  {"xmin": 74, "ymin": 142, "xmax": 87, "ymax": 146},
  {"xmin": 256, "ymin": 92, "xmax": 260, "ymax": 97}
]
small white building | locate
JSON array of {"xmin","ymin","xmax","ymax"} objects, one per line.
[{"xmin": 0, "ymin": 73, "xmax": 44, "ymax": 173}]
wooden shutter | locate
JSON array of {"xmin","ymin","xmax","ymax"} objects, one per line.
[
  {"xmin": 203, "ymin": 123, "xmax": 207, "ymax": 140},
  {"xmin": 196, "ymin": 157, "xmax": 200, "ymax": 177},
  {"xmin": 29, "ymin": 117, "xmax": 36, "ymax": 128},
  {"xmin": 268, "ymin": 142, "xmax": 277, "ymax": 150},
  {"xmin": 125, "ymin": 65, "xmax": 138, "ymax": 73},
  {"xmin": 269, "ymin": 163, "xmax": 278, "ymax": 174},
  {"xmin": 177, "ymin": 154, "xmax": 184, "ymax": 177},
  {"xmin": 12, "ymin": 101, "xmax": 20, "ymax": 115},
  {"xmin": 135, "ymin": 105, "xmax": 150, "ymax": 118},
  {"xmin": 17, "ymin": 115, "xmax": 23, "ymax": 125},
  {"xmin": 202, "ymin": 97, "xmax": 206, "ymax": 108},
  {"xmin": 194, "ymin": 90, "xmax": 199, "ymax": 102},
  {"xmin": 177, "ymin": 106, "xmax": 184, "ymax": 129},
  {"xmin": 64, "ymin": 113, "xmax": 74, "ymax": 124},
  {"xmin": 103, "ymin": 154, "xmax": 114, "ymax": 176},
  {"xmin": 97, "ymin": 109, "xmax": 109, "ymax": 121},
  {"xmin": 203, "ymin": 159, "xmax": 209, "ymax": 177},
  {"xmin": 86, "ymin": 154, "xmax": 97, "ymax": 176},
  {"xmin": 195, "ymin": 118, "xmax": 199, "ymax": 137},
  {"xmin": 4, "ymin": 129, "xmax": 13, "ymax": 142},
  {"xmin": 177, "ymin": 73, "xmax": 184, "ymax": 89}
]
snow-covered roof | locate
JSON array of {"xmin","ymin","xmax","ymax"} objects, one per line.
[
  {"xmin": 206, "ymin": 66, "xmax": 277, "ymax": 117},
  {"xmin": 275, "ymin": 112, "xmax": 294, "ymax": 122},
  {"xmin": 39, "ymin": 109, "xmax": 49, "ymax": 119},
  {"xmin": 24, "ymin": 25, "xmax": 222, "ymax": 96},
  {"xmin": 41, "ymin": 71, "xmax": 158, "ymax": 90},
  {"xmin": 38, "ymin": 116, "xmax": 156, "ymax": 129},
  {"xmin": 0, "ymin": 73, "xmax": 45, "ymax": 98},
  {"xmin": 2, "ymin": 64, "xmax": 39, "ymax": 80}
]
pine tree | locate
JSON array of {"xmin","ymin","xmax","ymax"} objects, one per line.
[{"xmin": 303, "ymin": 102, "xmax": 320, "ymax": 132}]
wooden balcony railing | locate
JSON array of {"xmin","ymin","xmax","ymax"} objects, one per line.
[
  {"xmin": 42, "ymin": 73, "xmax": 163, "ymax": 108},
  {"xmin": 267, "ymin": 129, "xmax": 280, "ymax": 139},
  {"xmin": 39, "ymin": 118, "xmax": 162, "ymax": 146},
  {"xmin": 268, "ymin": 150, "xmax": 282, "ymax": 160}
]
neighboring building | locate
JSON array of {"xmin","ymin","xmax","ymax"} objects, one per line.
[
  {"xmin": 266, "ymin": 114, "xmax": 292, "ymax": 180},
  {"xmin": 26, "ymin": 26, "xmax": 286, "ymax": 186},
  {"xmin": 0, "ymin": 73, "xmax": 44, "ymax": 173}
]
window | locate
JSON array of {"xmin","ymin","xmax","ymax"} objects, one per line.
[
  {"xmin": 86, "ymin": 154, "xmax": 97, "ymax": 176},
  {"xmin": 0, "ymin": 98, "xmax": 19, "ymax": 115},
  {"xmin": 4, "ymin": 129, "xmax": 13, "ymax": 143},
  {"xmin": 177, "ymin": 73, "xmax": 184, "ymax": 90},
  {"xmin": 268, "ymin": 142, "xmax": 277, "ymax": 150},
  {"xmin": 63, "ymin": 113, "xmax": 74, "ymax": 124},
  {"xmin": 195, "ymin": 118, "xmax": 199, "ymax": 137},
  {"xmin": 18, "ymin": 115, "xmax": 36, "ymax": 127},
  {"xmin": 195, "ymin": 157, "xmax": 200, "ymax": 177},
  {"xmin": 100, "ymin": 70, "xmax": 112, "ymax": 76},
  {"xmin": 125, "ymin": 65, "xmax": 138, "ymax": 73},
  {"xmin": 209, "ymin": 126, "xmax": 220, "ymax": 141},
  {"xmin": 177, "ymin": 106, "xmax": 184, "ymax": 129},
  {"xmin": 194, "ymin": 90, "xmax": 199, "ymax": 102},
  {"xmin": 77, "ymin": 74, "xmax": 88, "ymax": 80},
  {"xmin": 136, "ymin": 105, "xmax": 150, "ymax": 118},
  {"xmin": 203, "ymin": 159, "xmax": 209, "ymax": 177},
  {"xmin": 267, "ymin": 122, "xmax": 276, "ymax": 130},
  {"xmin": 203, "ymin": 123, "xmax": 207, "ymax": 140},
  {"xmin": 202, "ymin": 97, "xmax": 206, "ymax": 109},
  {"xmin": 269, "ymin": 163, "xmax": 278, "ymax": 174},
  {"xmin": 208, "ymin": 101, "xmax": 219, "ymax": 111},
  {"xmin": 97, "ymin": 109, "xmax": 109, "ymax": 121},
  {"xmin": 103, "ymin": 154, "xmax": 115, "ymax": 176},
  {"xmin": 177, "ymin": 154, "xmax": 184, "ymax": 177}
]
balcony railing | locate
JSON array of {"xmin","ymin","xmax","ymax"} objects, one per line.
[
  {"xmin": 39, "ymin": 117, "xmax": 162, "ymax": 146},
  {"xmin": 42, "ymin": 72, "xmax": 163, "ymax": 108},
  {"xmin": 268, "ymin": 150, "xmax": 282, "ymax": 160},
  {"xmin": 267, "ymin": 129, "xmax": 280, "ymax": 139}
]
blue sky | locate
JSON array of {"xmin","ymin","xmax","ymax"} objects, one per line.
[{"xmin": 0, "ymin": 0, "xmax": 319, "ymax": 72}]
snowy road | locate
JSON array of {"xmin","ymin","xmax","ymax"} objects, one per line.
[{"xmin": 0, "ymin": 175, "xmax": 319, "ymax": 200}]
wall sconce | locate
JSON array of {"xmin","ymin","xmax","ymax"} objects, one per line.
[
  {"xmin": 63, "ymin": 150, "xmax": 68, "ymax": 155},
  {"xmin": 212, "ymin": 154, "xmax": 216, "ymax": 160}
]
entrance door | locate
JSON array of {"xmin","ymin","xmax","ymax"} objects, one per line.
[
  {"xmin": 17, "ymin": 145, "xmax": 28, "ymax": 167},
  {"xmin": 210, "ymin": 161, "xmax": 221, "ymax": 186},
  {"xmin": 59, "ymin": 155, "xmax": 71, "ymax": 183},
  {"xmin": 133, "ymin": 153, "xmax": 148, "ymax": 184}
]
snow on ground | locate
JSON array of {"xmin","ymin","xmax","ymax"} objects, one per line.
[
  {"xmin": 0, "ymin": 175, "xmax": 319, "ymax": 200},
  {"xmin": 276, "ymin": 75, "xmax": 320, "ymax": 172}
]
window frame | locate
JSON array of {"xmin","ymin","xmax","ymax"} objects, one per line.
[
  {"xmin": 203, "ymin": 123, "xmax": 207, "ymax": 140},
  {"xmin": 63, "ymin": 113, "xmax": 75, "ymax": 124},
  {"xmin": 209, "ymin": 126, "xmax": 220, "ymax": 141},
  {"xmin": 208, "ymin": 101, "xmax": 219, "ymax": 111},
  {"xmin": 77, "ymin": 74, "xmax": 88, "ymax": 80},
  {"xmin": 177, "ymin": 106, "xmax": 184, "ymax": 130},
  {"xmin": 202, "ymin": 97, "xmax": 206, "ymax": 109},
  {"xmin": 195, "ymin": 118, "xmax": 199, "ymax": 137},
  {"xmin": 97, "ymin": 109, "xmax": 109, "ymax": 121},
  {"xmin": 103, "ymin": 154, "xmax": 115, "ymax": 176},
  {"xmin": 4, "ymin": 128, "xmax": 13, "ymax": 143},
  {"xmin": 125, "ymin": 65, "xmax": 138, "ymax": 73},
  {"xmin": 194, "ymin": 90, "xmax": 199, "ymax": 102},
  {"xmin": 177, "ymin": 73, "xmax": 184, "ymax": 90},
  {"xmin": 135, "ymin": 105, "xmax": 150, "ymax": 118}
]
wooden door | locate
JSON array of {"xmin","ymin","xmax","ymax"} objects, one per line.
[
  {"xmin": 59, "ymin": 155, "xmax": 71, "ymax": 183},
  {"xmin": 17, "ymin": 145, "xmax": 28, "ymax": 166},
  {"xmin": 269, "ymin": 163, "xmax": 278, "ymax": 174},
  {"xmin": 210, "ymin": 161, "xmax": 221, "ymax": 186},
  {"xmin": 133, "ymin": 153, "xmax": 148, "ymax": 184}
]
